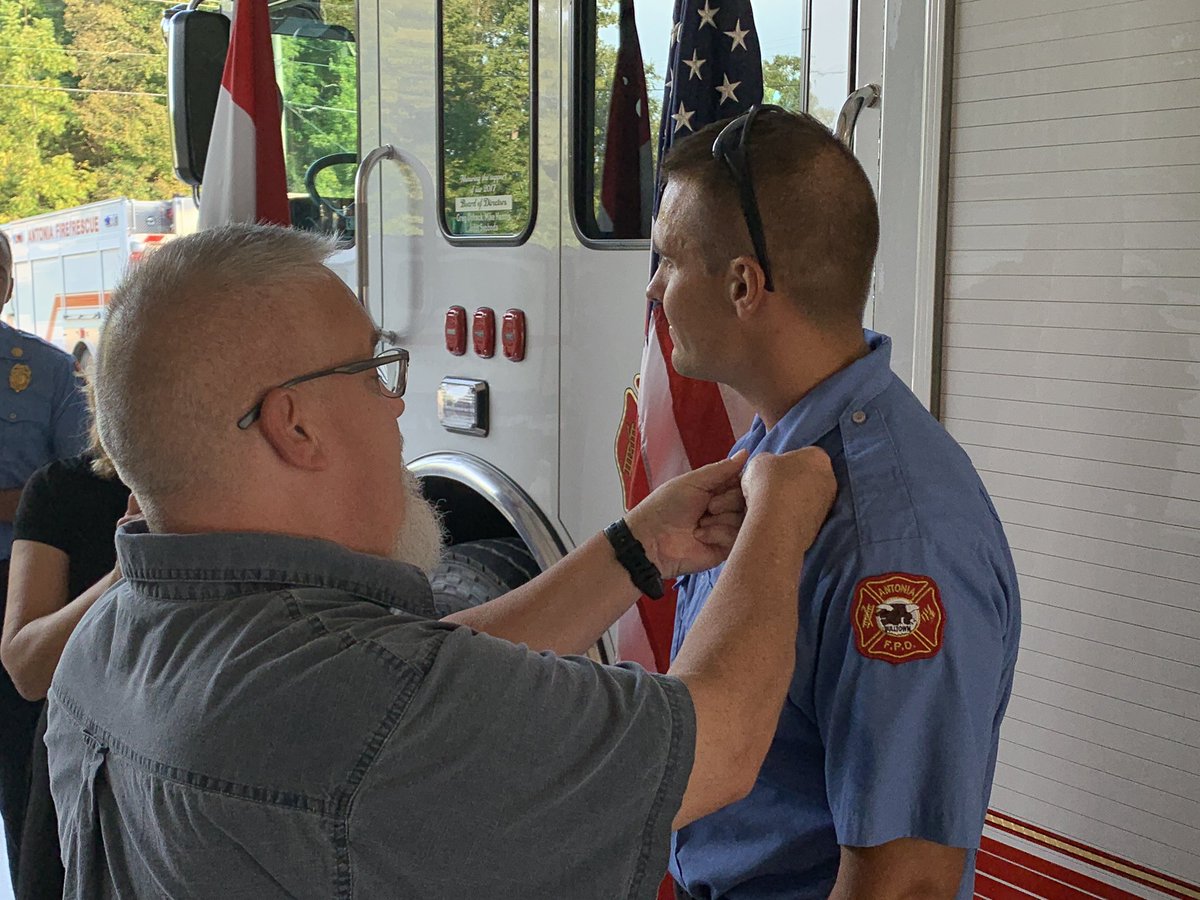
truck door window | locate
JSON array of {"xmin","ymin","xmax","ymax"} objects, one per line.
[
  {"xmin": 438, "ymin": 0, "xmax": 535, "ymax": 242},
  {"xmin": 271, "ymin": 1, "xmax": 358, "ymax": 240},
  {"xmin": 574, "ymin": 0, "xmax": 852, "ymax": 244},
  {"xmin": 30, "ymin": 259, "xmax": 63, "ymax": 342}
]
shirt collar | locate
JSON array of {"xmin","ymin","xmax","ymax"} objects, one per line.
[
  {"xmin": 116, "ymin": 520, "xmax": 437, "ymax": 618},
  {"xmin": 741, "ymin": 330, "xmax": 895, "ymax": 453}
]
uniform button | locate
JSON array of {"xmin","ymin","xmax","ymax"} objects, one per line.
[
  {"xmin": 7, "ymin": 413, "xmax": 15, "ymax": 420},
  {"xmin": 10, "ymin": 348, "xmax": 22, "ymax": 358},
  {"xmin": 851, "ymin": 410, "xmax": 867, "ymax": 425}
]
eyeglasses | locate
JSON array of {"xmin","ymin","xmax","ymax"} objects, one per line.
[
  {"xmin": 711, "ymin": 104, "xmax": 785, "ymax": 293},
  {"xmin": 237, "ymin": 346, "xmax": 410, "ymax": 430}
]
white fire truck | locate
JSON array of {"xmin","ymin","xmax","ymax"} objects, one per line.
[
  {"xmin": 0, "ymin": 198, "xmax": 197, "ymax": 367},
  {"xmin": 163, "ymin": 0, "xmax": 1199, "ymax": 895}
]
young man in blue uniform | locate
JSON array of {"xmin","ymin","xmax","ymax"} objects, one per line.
[
  {"xmin": 650, "ymin": 109, "xmax": 1021, "ymax": 899},
  {"xmin": 0, "ymin": 231, "xmax": 89, "ymax": 885}
]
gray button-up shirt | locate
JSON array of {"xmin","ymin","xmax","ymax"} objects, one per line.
[{"xmin": 47, "ymin": 524, "xmax": 695, "ymax": 898}]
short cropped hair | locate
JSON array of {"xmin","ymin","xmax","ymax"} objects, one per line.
[
  {"xmin": 0, "ymin": 230, "xmax": 11, "ymax": 270},
  {"xmin": 661, "ymin": 110, "xmax": 879, "ymax": 326},
  {"xmin": 94, "ymin": 224, "xmax": 337, "ymax": 514}
]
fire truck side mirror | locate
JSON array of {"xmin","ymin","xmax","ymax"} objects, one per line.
[{"xmin": 164, "ymin": 9, "xmax": 230, "ymax": 188}]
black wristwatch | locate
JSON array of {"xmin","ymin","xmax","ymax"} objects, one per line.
[{"xmin": 603, "ymin": 519, "xmax": 665, "ymax": 599}]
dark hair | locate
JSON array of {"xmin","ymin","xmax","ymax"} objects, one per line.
[{"xmin": 661, "ymin": 109, "xmax": 880, "ymax": 326}]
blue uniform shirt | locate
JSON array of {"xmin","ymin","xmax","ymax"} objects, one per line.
[
  {"xmin": 670, "ymin": 331, "xmax": 1021, "ymax": 900},
  {"xmin": 0, "ymin": 321, "xmax": 89, "ymax": 560}
]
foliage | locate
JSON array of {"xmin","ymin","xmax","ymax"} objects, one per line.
[
  {"xmin": 763, "ymin": 54, "xmax": 836, "ymax": 125},
  {"xmin": 440, "ymin": 0, "xmax": 532, "ymax": 236},
  {"xmin": 62, "ymin": 0, "xmax": 176, "ymax": 201},
  {"xmin": 277, "ymin": 31, "xmax": 359, "ymax": 199},
  {"xmin": 0, "ymin": 0, "xmax": 842, "ymax": 232},
  {"xmin": 0, "ymin": 0, "xmax": 96, "ymax": 220}
]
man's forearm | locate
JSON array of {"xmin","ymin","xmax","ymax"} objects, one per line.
[
  {"xmin": 442, "ymin": 531, "xmax": 639, "ymax": 655},
  {"xmin": 830, "ymin": 841, "xmax": 966, "ymax": 899},
  {"xmin": 0, "ymin": 488, "xmax": 23, "ymax": 523},
  {"xmin": 4, "ymin": 568, "xmax": 122, "ymax": 701},
  {"xmin": 670, "ymin": 504, "xmax": 805, "ymax": 756}
]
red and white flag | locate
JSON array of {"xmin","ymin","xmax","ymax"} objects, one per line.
[
  {"xmin": 598, "ymin": 0, "xmax": 653, "ymax": 238},
  {"xmin": 198, "ymin": 0, "xmax": 290, "ymax": 229}
]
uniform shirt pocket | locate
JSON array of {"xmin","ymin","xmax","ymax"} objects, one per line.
[{"xmin": 0, "ymin": 371, "xmax": 55, "ymax": 472}]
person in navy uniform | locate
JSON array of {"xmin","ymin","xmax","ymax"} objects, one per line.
[
  {"xmin": 0, "ymin": 231, "xmax": 89, "ymax": 887},
  {"xmin": 649, "ymin": 109, "xmax": 1021, "ymax": 899}
]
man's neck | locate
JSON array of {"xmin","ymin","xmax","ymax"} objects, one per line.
[
  {"xmin": 153, "ymin": 496, "xmax": 387, "ymax": 559},
  {"xmin": 738, "ymin": 326, "xmax": 870, "ymax": 431}
]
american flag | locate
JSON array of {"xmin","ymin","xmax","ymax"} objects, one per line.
[{"xmin": 620, "ymin": 0, "xmax": 762, "ymax": 674}]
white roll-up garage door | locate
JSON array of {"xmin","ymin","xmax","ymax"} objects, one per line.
[{"xmin": 941, "ymin": 0, "xmax": 1200, "ymax": 889}]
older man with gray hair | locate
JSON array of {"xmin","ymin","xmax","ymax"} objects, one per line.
[{"xmin": 46, "ymin": 223, "xmax": 835, "ymax": 898}]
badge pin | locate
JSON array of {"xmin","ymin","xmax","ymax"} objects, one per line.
[
  {"xmin": 10, "ymin": 347, "xmax": 22, "ymax": 358},
  {"xmin": 9, "ymin": 363, "xmax": 31, "ymax": 393}
]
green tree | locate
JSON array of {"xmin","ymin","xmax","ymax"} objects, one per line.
[
  {"xmin": 763, "ymin": 54, "xmax": 836, "ymax": 125},
  {"xmin": 440, "ymin": 0, "xmax": 533, "ymax": 236},
  {"xmin": 277, "ymin": 30, "xmax": 359, "ymax": 199},
  {"xmin": 0, "ymin": 0, "xmax": 95, "ymax": 220},
  {"xmin": 62, "ymin": 0, "xmax": 176, "ymax": 201}
]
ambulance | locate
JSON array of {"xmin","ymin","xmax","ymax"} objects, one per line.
[
  {"xmin": 163, "ymin": 0, "xmax": 1199, "ymax": 895},
  {"xmin": 0, "ymin": 198, "xmax": 197, "ymax": 368}
]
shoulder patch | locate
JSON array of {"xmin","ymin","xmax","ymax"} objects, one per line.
[{"xmin": 851, "ymin": 572, "xmax": 945, "ymax": 664}]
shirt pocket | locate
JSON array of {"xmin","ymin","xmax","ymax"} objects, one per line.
[{"xmin": 0, "ymin": 374, "xmax": 54, "ymax": 463}]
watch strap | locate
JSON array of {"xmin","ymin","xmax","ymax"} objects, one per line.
[{"xmin": 603, "ymin": 519, "xmax": 665, "ymax": 600}]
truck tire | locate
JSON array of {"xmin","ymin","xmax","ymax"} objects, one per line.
[{"xmin": 430, "ymin": 537, "xmax": 539, "ymax": 615}]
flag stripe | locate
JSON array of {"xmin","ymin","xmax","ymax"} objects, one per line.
[
  {"xmin": 654, "ymin": 310, "xmax": 737, "ymax": 471},
  {"xmin": 199, "ymin": 0, "xmax": 290, "ymax": 229},
  {"xmin": 198, "ymin": 95, "xmax": 258, "ymax": 225},
  {"xmin": 640, "ymin": 311, "xmax": 693, "ymax": 488}
]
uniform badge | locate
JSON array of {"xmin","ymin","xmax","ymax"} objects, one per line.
[
  {"xmin": 851, "ymin": 572, "xmax": 945, "ymax": 664},
  {"xmin": 8, "ymin": 363, "xmax": 31, "ymax": 393}
]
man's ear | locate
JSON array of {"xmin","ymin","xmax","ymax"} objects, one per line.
[
  {"xmin": 256, "ymin": 389, "xmax": 328, "ymax": 471},
  {"xmin": 729, "ymin": 256, "xmax": 770, "ymax": 321}
]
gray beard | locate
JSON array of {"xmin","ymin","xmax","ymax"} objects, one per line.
[{"xmin": 391, "ymin": 465, "xmax": 445, "ymax": 575}]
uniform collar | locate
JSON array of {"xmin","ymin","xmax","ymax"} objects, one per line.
[
  {"xmin": 116, "ymin": 520, "xmax": 437, "ymax": 618},
  {"xmin": 742, "ymin": 330, "xmax": 895, "ymax": 453}
]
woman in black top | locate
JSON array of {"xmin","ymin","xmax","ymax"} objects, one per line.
[{"xmin": 1, "ymin": 426, "xmax": 131, "ymax": 900}]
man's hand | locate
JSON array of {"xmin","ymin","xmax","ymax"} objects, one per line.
[
  {"xmin": 741, "ymin": 447, "xmax": 836, "ymax": 548},
  {"xmin": 625, "ymin": 450, "xmax": 749, "ymax": 578}
]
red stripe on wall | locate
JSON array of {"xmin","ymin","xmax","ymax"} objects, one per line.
[
  {"xmin": 986, "ymin": 813, "xmax": 1199, "ymax": 900},
  {"xmin": 978, "ymin": 838, "xmax": 1127, "ymax": 900},
  {"xmin": 975, "ymin": 872, "xmax": 1037, "ymax": 900}
]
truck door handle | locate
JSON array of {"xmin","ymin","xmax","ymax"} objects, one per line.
[
  {"xmin": 353, "ymin": 144, "xmax": 422, "ymax": 313},
  {"xmin": 835, "ymin": 84, "xmax": 881, "ymax": 148}
]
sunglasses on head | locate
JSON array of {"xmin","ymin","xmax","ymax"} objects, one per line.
[{"xmin": 711, "ymin": 104, "xmax": 786, "ymax": 293}]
